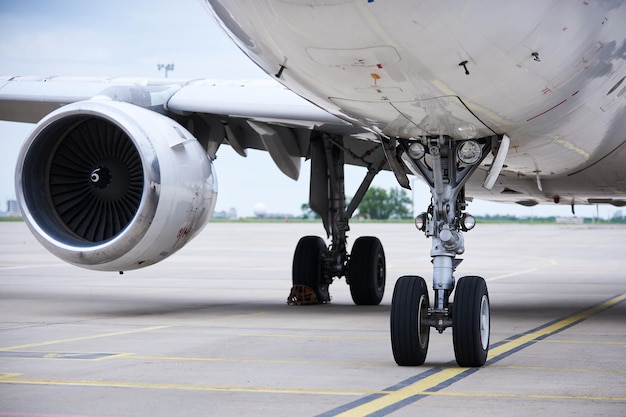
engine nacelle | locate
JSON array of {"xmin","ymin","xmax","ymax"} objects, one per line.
[{"xmin": 15, "ymin": 100, "xmax": 217, "ymax": 271}]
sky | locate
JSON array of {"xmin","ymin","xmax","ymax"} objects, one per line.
[{"xmin": 0, "ymin": 0, "xmax": 611, "ymax": 219}]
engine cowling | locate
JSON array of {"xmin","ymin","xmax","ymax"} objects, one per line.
[{"xmin": 15, "ymin": 100, "xmax": 217, "ymax": 271}]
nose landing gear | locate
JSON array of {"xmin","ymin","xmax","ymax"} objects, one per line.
[{"xmin": 390, "ymin": 135, "xmax": 505, "ymax": 367}]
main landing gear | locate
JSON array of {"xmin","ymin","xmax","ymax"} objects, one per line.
[
  {"xmin": 389, "ymin": 134, "xmax": 507, "ymax": 367},
  {"xmin": 288, "ymin": 132, "xmax": 388, "ymax": 306},
  {"xmin": 286, "ymin": 129, "xmax": 506, "ymax": 368}
]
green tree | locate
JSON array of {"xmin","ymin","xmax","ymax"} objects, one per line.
[
  {"xmin": 300, "ymin": 203, "xmax": 320, "ymax": 219},
  {"xmin": 357, "ymin": 186, "xmax": 412, "ymax": 219},
  {"xmin": 388, "ymin": 187, "xmax": 413, "ymax": 219}
]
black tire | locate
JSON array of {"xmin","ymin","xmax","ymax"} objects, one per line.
[
  {"xmin": 390, "ymin": 276, "xmax": 430, "ymax": 366},
  {"xmin": 292, "ymin": 236, "xmax": 329, "ymax": 303},
  {"xmin": 348, "ymin": 236, "xmax": 386, "ymax": 305},
  {"xmin": 452, "ymin": 276, "xmax": 490, "ymax": 367}
]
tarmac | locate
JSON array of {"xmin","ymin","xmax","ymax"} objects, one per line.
[{"xmin": 1, "ymin": 220, "xmax": 625, "ymax": 416}]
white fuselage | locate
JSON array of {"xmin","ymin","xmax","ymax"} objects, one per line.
[{"xmin": 206, "ymin": 0, "xmax": 626, "ymax": 204}]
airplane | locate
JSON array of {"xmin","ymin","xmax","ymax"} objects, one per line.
[{"xmin": 1, "ymin": 0, "xmax": 625, "ymax": 368}]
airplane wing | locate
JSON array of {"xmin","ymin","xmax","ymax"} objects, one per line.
[
  {"xmin": 0, "ymin": 75, "xmax": 384, "ymax": 174},
  {"xmin": 0, "ymin": 74, "xmax": 388, "ymax": 271},
  {"xmin": 0, "ymin": 76, "xmax": 344, "ymax": 126}
]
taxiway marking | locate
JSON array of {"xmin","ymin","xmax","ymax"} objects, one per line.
[
  {"xmin": 126, "ymin": 354, "xmax": 392, "ymax": 367},
  {"xmin": 0, "ymin": 413, "xmax": 116, "ymax": 417},
  {"xmin": 0, "ymin": 352, "xmax": 123, "ymax": 360},
  {"xmin": 319, "ymin": 291, "xmax": 626, "ymax": 416},
  {"xmin": 241, "ymin": 333, "xmax": 386, "ymax": 340},
  {"xmin": 0, "ymin": 295, "xmax": 623, "ymax": 413},
  {"xmin": 485, "ymin": 267, "xmax": 538, "ymax": 282},
  {"xmin": 0, "ymin": 374, "xmax": 384, "ymax": 396},
  {"xmin": 486, "ymin": 256, "xmax": 558, "ymax": 282},
  {"xmin": 0, "ymin": 350, "xmax": 391, "ymax": 367},
  {"xmin": 534, "ymin": 338, "xmax": 626, "ymax": 346},
  {"xmin": 0, "ymin": 312, "xmax": 266, "ymax": 352},
  {"xmin": 0, "ymin": 264, "xmax": 65, "ymax": 271},
  {"xmin": 490, "ymin": 364, "xmax": 626, "ymax": 375},
  {"xmin": 422, "ymin": 391, "xmax": 626, "ymax": 401},
  {"xmin": 0, "ymin": 326, "xmax": 172, "ymax": 352},
  {"xmin": 0, "ymin": 373, "xmax": 623, "ymax": 402}
]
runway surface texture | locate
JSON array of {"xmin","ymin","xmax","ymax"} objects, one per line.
[{"xmin": 1, "ymin": 221, "xmax": 625, "ymax": 416}]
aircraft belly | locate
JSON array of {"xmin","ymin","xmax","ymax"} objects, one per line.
[
  {"xmin": 329, "ymin": 95, "xmax": 494, "ymax": 140},
  {"xmin": 207, "ymin": 0, "xmax": 626, "ymax": 179},
  {"xmin": 468, "ymin": 137, "xmax": 626, "ymax": 205}
]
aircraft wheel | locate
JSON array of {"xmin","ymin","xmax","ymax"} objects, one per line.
[
  {"xmin": 452, "ymin": 276, "xmax": 490, "ymax": 367},
  {"xmin": 292, "ymin": 236, "xmax": 329, "ymax": 303},
  {"xmin": 348, "ymin": 236, "xmax": 386, "ymax": 305},
  {"xmin": 390, "ymin": 276, "xmax": 430, "ymax": 366}
]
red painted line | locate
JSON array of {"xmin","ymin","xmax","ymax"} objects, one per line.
[{"xmin": 526, "ymin": 99, "xmax": 568, "ymax": 122}]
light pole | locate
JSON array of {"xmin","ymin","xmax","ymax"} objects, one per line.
[{"xmin": 157, "ymin": 63, "xmax": 174, "ymax": 78}]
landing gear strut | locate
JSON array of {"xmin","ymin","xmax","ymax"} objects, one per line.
[
  {"xmin": 289, "ymin": 132, "xmax": 388, "ymax": 305},
  {"xmin": 390, "ymin": 135, "xmax": 505, "ymax": 367}
]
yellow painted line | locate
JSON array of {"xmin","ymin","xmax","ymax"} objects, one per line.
[
  {"xmin": 528, "ymin": 393, "xmax": 626, "ymax": 402},
  {"xmin": 535, "ymin": 339, "xmax": 626, "ymax": 346},
  {"xmin": 0, "ymin": 326, "xmax": 172, "ymax": 351},
  {"xmin": 331, "ymin": 291, "xmax": 626, "ymax": 416},
  {"xmin": 487, "ymin": 292, "xmax": 626, "ymax": 361},
  {"xmin": 0, "ymin": 263, "xmax": 65, "ymax": 270},
  {"xmin": 242, "ymin": 333, "xmax": 450, "ymax": 342},
  {"xmin": 241, "ymin": 333, "xmax": 386, "ymax": 340},
  {"xmin": 1, "ymin": 294, "xmax": 623, "ymax": 414},
  {"xmin": 1, "ymin": 373, "xmax": 623, "ymax": 402},
  {"xmin": 126, "ymin": 354, "xmax": 393, "ymax": 367},
  {"xmin": 0, "ymin": 350, "xmax": 391, "ymax": 367},
  {"xmin": 0, "ymin": 374, "xmax": 389, "ymax": 396},
  {"xmin": 490, "ymin": 365, "xmax": 626, "ymax": 375},
  {"xmin": 425, "ymin": 391, "xmax": 626, "ymax": 401},
  {"xmin": 335, "ymin": 368, "xmax": 468, "ymax": 416},
  {"xmin": 0, "ymin": 312, "xmax": 266, "ymax": 352}
]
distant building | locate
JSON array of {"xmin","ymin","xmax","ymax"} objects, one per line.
[
  {"xmin": 6, "ymin": 199, "xmax": 20, "ymax": 217},
  {"xmin": 212, "ymin": 207, "xmax": 238, "ymax": 219},
  {"xmin": 555, "ymin": 216, "xmax": 584, "ymax": 224}
]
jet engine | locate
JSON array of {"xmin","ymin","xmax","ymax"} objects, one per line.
[{"xmin": 15, "ymin": 100, "xmax": 217, "ymax": 271}]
